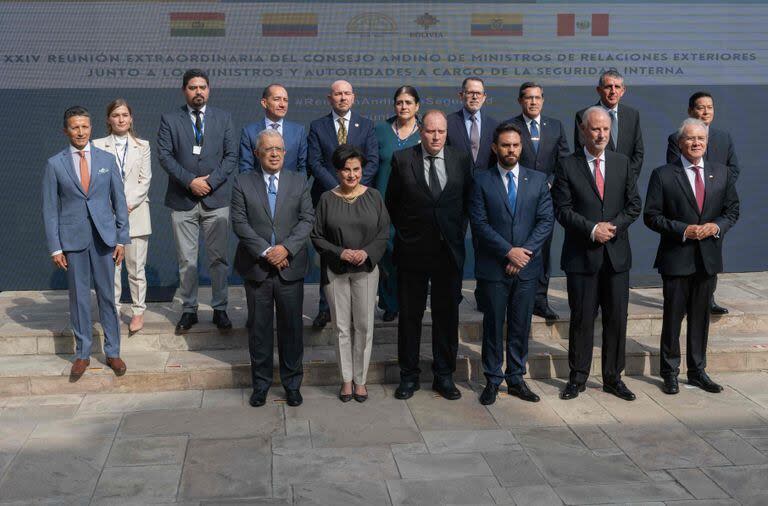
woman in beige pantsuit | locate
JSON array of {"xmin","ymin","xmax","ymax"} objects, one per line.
[
  {"xmin": 93, "ymin": 98, "xmax": 152, "ymax": 333},
  {"xmin": 311, "ymin": 144, "xmax": 390, "ymax": 403}
]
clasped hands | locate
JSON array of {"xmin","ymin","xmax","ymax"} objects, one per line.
[
  {"xmin": 265, "ymin": 245, "xmax": 290, "ymax": 270},
  {"xmin": 505, "ymin": 247, "xmax": 533, "ymax": 276},
  {"xmin": 340, "ymin": 249, "xmax": 368, "ymax": 267},
  {"xmin": 189, "ymin": 176, "xmax": 211, "ymax": 197},
  {"xmin": 593, "ymin": 222, "xmax": 617, "ymax": 244},
  {"xmin": 684, "ymin": 223, "xmax": 719, "ymax": 241}
]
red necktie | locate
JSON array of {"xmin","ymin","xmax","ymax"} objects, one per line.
[
  {"xmin": 594, "ymin": 157, "xmax": 604, "ymax": 199},
  {"xmin": 693, "ymin": 166, "xmax": 705, "ymax": 212},
  {"xmin": 78, "ymin": 151, "xmax": 90, "ymax": 194}
]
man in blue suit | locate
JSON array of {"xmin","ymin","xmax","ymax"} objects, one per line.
[
  {"xmin": 157, "ymin": 69, "xmax": 238, "ymax": 333},
  {"xmin": 239, "ymin": 84, "xmax": 307, "ymax": 175},
  {"xmin": 42, "ymin": 106, "xmax": 130, "ymax": 380},
  {"xmin": 508, "ymin": 82, "xmax": 570, "ymax": 321},
  {"xmin": 469, "ymin": 123, "xmax": 554, "ymax": 405},
  {"xmin": 447, "ymin": 77, "xmax": 500, "ymax": 173},
  {"xmin": 307, "ymin": 79, "xmax": 379, "ymax": 328}
]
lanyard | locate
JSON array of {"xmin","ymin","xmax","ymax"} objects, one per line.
[
  {"xmin": 192, "ymin": 112, "xmax": 205, "ymax": 146},
  {"xmin": 113, "ymin": 138, "xmax": 129, "ymax": 178}
]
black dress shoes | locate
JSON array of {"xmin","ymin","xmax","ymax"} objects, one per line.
[
  {"xmin": 212, "ymin": 309, "xmax": 232, "ymax": 330},
  {"xmin": 533, "ymin": 304, "xmax": 560, "ymax": 320},
  {"xmin": 710, "ymin": 302, "xmax": 729, "ymax": 315},
  {"xmin": 479, "ymin": 383, "xmax": 499, "ymax": 405},
  {"xmin": 382, "ymin": 311, "xmax": 398, "ymax": 322},
  {"xmin": 249, "ymin": 389, "xmax": 267, "ymax": 407},
  {"xmin": 339, "ymin": 385, "xmax": 353, "ymax": 403},
  {"xmin": 353, "ymin": 385, "xmax": 368, "ymax": 403},
  {"xmin": 285, "ymin": 389, "xmax": 303, "ymax": 407},
  {"xmin": 175, "ymin": 312, "xmax": 198, "ymax": 333},
  {"xmin": 394, "ymin": 380, "xmax": 420, "ymax": 400},
  {"xmin": 602, "ymin": 379, "xmax": 636, "ymax": 401},
  {"xmin": 508, "ymin": 381, "xmax": 541, "ymax": 403},
  {"xmin": 313, "ymin": 311, "xmax": 331, "ymax": 329},
  {"xmin": 688, "ymin": 371, "xmax": 724, "ymax": 393},
  {"xmin": 560, "ymin": 381, "xmax": 586, "ymax": 400},
  {"xmin": 433, "ymin": 377, "xmax": 462, "ymax": 400},
  {"xmin": 662, "ymin": 376, "xmax": 679, "ymax": 395}
]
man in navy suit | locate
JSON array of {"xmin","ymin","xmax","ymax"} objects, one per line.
[
  {"xmin": 574, "ymin": 70, "xmax": 644, "ymax": 181},
  {"xmin": 239, "ymin": 84, "xmax": 307, "ymax": 175},
  {"xmin": 666, "ymin": 91, "xmax": 740, "ymax": 315},
  {"xmin": 508, "ymin": 82, "xmax": 570, "ymax": 321},
  {"xmin": 469, "ymin": 123, "xmax": 554, "ymax": 405},
  {"xmin": 42, "ymin": 106, "xmax": 130, "ymax": 380},
  {"xmin": 307, "ymin": 80, "xmax": 379, "ymax": 328},
  {"xmin": 447, "ymin": 77, "xmax": 499, "ymax": 173},
  {"xmin": 157, "ymin": 69, "xmax": 238, "ymax": 333}
]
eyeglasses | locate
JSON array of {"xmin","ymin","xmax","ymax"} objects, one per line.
[
  {"xmin": 462, "ymin": 91, "xmax": 485, "ymax": 97},
  {"xmin": 262, "ymin": 147, "xmax": 285, "ymax": 154}
]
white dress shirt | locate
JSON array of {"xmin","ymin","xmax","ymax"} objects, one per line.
[
  {"xmin": 264, "ymin": 117, "xmax": 283, "ymax": 136},
  {"xmin": 523, "ymin": 114, "xmax": 542, "ymax": 138},
  {"xmin": 187, "ymin": 104, "xmax": 207, "ymax": 137},
  {"xmin": 332, "ymin": 110, "xmax": 352, "ymax": 135},
  {"xmin": 463, "ymin": 108, "xmax": 482, "ymax": 138},
  {"xmin": 422, "ymin": 148, "xmax": 447, "ymax": 190},
  {"xmin": 261, "ymin": 170, "xmax": 281, "ymax": 256},
  {"xmin": 497, "ymin": 163, "xmax": 519, "ymax": 194},
  {"xmin": 680, "ymin": 156, "xmax": 719, "ymax": 240},
  {"xmin": 583, "ymin": 147, "xmax": 606, "ymax": 241}
]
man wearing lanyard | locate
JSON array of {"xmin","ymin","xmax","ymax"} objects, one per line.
[{"xmin": 157, "ymin": 69, "xmax": 238, "ymax": 333}]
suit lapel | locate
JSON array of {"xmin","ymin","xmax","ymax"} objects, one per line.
[
  {"xmin": 673, "ymin": 161, "xmax": 700, "ymax": 214},
  {"xmin": 62, "ymin": 148, "xmax": 88, "ymax": 196},
  {"xmin": 577, "ymin": 154, "xmax": 601, "ymax": 200},
  {"xmin": 701, "ymin": 164, "xmax": 717, "ymax": 215},
  {"xmin": 274, "ymin": 171, "xmax": 290, "ymax": 220},
  {"xmin": 346, "ymin": 113, "xmax": 360, "ymax": 146},
  {"xmin": 251, "ymin": 172, "xmax": 273, "ymax": 223},
  {"xmin": 491, "ymin": 167, "xmax": 515, "ymax": 218},
  {"xmin": 124, "ymin": 137, "xmax": 141, "ymax": 178},
  {"xmin": 409, "ymin": 145, "xmax": 432, "ymax": 199},
  {"xmin": 179, "ymin": 106, "xmax": 197, "ymax": 149},
  {"xmin": 324, "ymin": 113, "xmax": 339, "ymax": 148},
  {"xmin": 515, "ymin": 116, "xmax": 537, "ymax": 162},
  {"xmin": 452, "ymin": 110, "xmax": 472, "ymax": 152}
]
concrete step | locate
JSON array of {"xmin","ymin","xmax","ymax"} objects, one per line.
[{"xmin": 1, "ymin": 333, "xmax": 766, "ymax": 396}]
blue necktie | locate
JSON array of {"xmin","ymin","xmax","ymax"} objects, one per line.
[
  {"xmin": 507, "ymin": 172, "xmax": 517, "ymax": 216},
  {"xmin": 268, "ymin": 175, "xmax": 277, "ymax": 245},
  {"xmin": 530, "ymin": 119, "xmax": 540, "ymax": 154}
]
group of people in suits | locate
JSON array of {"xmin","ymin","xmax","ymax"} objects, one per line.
[{"xmin": 43, "ymin": 68, "xmax": 739, "ymax": 406}]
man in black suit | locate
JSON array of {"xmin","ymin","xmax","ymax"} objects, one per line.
[
  {"xmin": 447, "ymin": 77, "xmax": 499, "ymax": 173},
  {"xmin": 386, "ymin": 110, "xmax": 472, "ymax": 401},
  {"xmin": 231, "ymin": 129, "xmax": 315, "ymax": 407},
  {"xmin": 307, "ymin": 80, "xmax": 379, "ymax": 329},
  {"xmin": 508, "ymin": 82, "xmax": 570, "ymax": 320},
  {"xmin": 574, "ymin": 70, "xmax": 644, "ymax": 180},
  {"xmin": 666, "ymin": 91, "xmax": 740, "ymax": 315},
  {"xmin": 552, "ymin": 107, "xmax": 641, "ymax": 401},
  {"xmin": 157, "ymin": 69, "xmax": 237, "ymax": 333},
  {"xmin": 644, "ymin": 118, "xmax": 739, "ymax": 395}
]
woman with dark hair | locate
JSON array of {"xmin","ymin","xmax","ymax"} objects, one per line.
[
  {"xmin": 93, "ymin": 99, "xmax": 152, "ymax": 333},
  {"xmin": 311, "ymin": 144, "xmax": 390, "ymax": 402},
  {"xmin": 374, "ymin": 86, "xmax": 421, "ymax": 322}
]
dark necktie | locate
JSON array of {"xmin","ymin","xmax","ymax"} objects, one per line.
[
  {"xmin": 268, "ymin": 174, "xmax": 277, "ymax": 244},
  {"xmin": 469, "ymin": 115, "xmax": 480, "ymax": 162},
  {"xmin": 193, "ymin": 110, "xmax": 203, "ymax": 146},
  {"xmin": 693, "ymin": 166, "xmax": 705, "ymax": 212},
  {"xmin": 337, "ymin": 118, "xmax": 347, "ymax": 144},
  {"xmin": 427, "ymin": 155, "xmax": 442, "ymax": 200},
  {"xmin": 609, "ymin": 109, "xmax": 618, "ymax": 147},
  {"xmin": 530, "ymin": 119, "xmax": 540, "ymax": 154},
  {"xmin": 507, "ymin": 172, "xmax": 516, "ymax": 215},
  {"xmin": 270, "ymin": 122, "xmax": 279, "ymax": 131}
]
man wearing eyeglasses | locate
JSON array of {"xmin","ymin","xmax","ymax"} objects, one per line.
[{"xmin": 447, "ymin": 77, "xmax": 500, "ymax": 174}]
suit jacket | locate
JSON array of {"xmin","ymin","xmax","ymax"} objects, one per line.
[
  {"xmin": 574, "ymin": 103, "xmax": 644, "ymax": 180},
  {"xmin": 231, "ymin": 169, "xmax": 315, "ymax": 282},
  {"xmin": 42, "ymin": 144, "xmax": 130, "ymax": 254},
  {"xmin": 447, "ymin": 109, "xmax": 499, "ymax": 173},
  {"xmin": 238, "ymin": 118, "xmax": 307, "ymax": 175},
  {"xmin": 93, "ymin": 135, "xmax": 152, "ymax": 237},
  {"xmin": 643, "ymin": 160, "xmax": 739, "ymax": 276},
  {"xmin": 307, "ymin": 111, "xmax": 379, "ymax": 202},
  {"xmin": 508, "ymin": 114, "xmax": 570, "ymax": 183},
  {"xmin": 156, "ymin": 105, "xmax": 237, "ymax": 211},
  {"xmin": 469, "ymin": 165, "xmax": 554, "ymax": 281},
  {"xmin": 385, "ymin": 144, "xmax": 472, "ymax": 272},
  {"xmin": 551, "ymin": 151, "xmax": 641, "ymax": 274},
  {"xmin": 666, "ymin": 126, "xmax": 739, "ymax": 180}
]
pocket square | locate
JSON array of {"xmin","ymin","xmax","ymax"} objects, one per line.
[{"xmin": 98, "ymin": 167, "xmax": 110, "ymax": 174}]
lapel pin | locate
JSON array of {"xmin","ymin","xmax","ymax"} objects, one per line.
[
  {"xmin": 98, "ymin": 168, "xmax": 109, "ymax": 174},
  {"xmin": 354, "ymin": 123, "xmax": 359, "ymax": 128},
  {"xmin": 524, "ymin": 177, "xmax": 528, "ymax": 181},
  {"xmin": 708, "ymin": 175, "xmax": 713, "ymax": 179}
]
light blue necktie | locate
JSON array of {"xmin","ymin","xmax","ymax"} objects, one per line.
[
  {"xmin": 609, "ymin": 109, "xmax": 618, "ymax": 147},
  {"xmin": 530, "ymin": 119, "xmax": 540, "ymax": 154},
  {"xmin": 268, "ymin": 174, "xmax": 277, "ymax": 245},
  {"xmin": 507, "ymin": 172, "xmax": 517, "ymax": 216}
]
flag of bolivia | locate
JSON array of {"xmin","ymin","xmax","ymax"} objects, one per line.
[{"xmin": 170, "ymin": 12, "xmax": 225, "ymax": 37}]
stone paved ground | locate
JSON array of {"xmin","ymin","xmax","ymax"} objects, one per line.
[{"xmin": 1, "ymin": 372, "xmax": 767, "ymax": 505}]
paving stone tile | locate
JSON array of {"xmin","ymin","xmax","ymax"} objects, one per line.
[
  {"xmin": 394, "ymin": 452, "xmax": 493, "ymax": 480},
  {"xmin": 667, "ymin": 468, "xmax": 729, "ymax": 499},
  {"xmin": 2, "ymin": 394, "xmax": 83, "ymax": 408},
  {"xmin": 0, "ymin": 497, "xmax": 92, "ymax": 505},
  {"xmin": 543, "ymin": 392, "xmax": 618, "ymax": 426},
  {"xmin": 179, "ymin": 437, "xmax": 272, "ymax": 500},
  {"xmin": 403, "ymin": 383, "xmax": 499, "ymax": 430},
  {"xmin": 0, "ymin": 437, "xmax": 112, "ymax": 502},
  {"xmin": 601, "ymin": 424, "xmax": 730, "ymax": 471},
  {"xmin": 483, "ymin": 449, "xmax": 547, "ymax": 486},
  {"xmin": 554, "ymin": 481, "xmax": 691, "ymax": 504},
  {"xmin": 421, "ymin": 429, "xmax": 519, "ymax": 453},
  {"xmin": 201, "ymin": 389, "xmax": 245, "ymax": 408},
  {"xmin": 390, "ymin": 442, "xmax": 428, "ymax": 455},
  {"xmin": 646, "ymin": 470, "xmax": 674, "ymax": 481},
  {"xmin": 697, "ymin": 429, "xmax": 768, "ymax": 465},
  {"xmin": 486, "ymin": 389, "xmax": 566, "ymax": 428},
  {"xmin": 648, "ymin": 386, "xmax": 767, "ymax": 430},
  {"xmin": 487, "ymin": 486, "xmax": 514, "ymax": 505},
  {"xmin": 664, "ymin": 500, "xmax": 739, "ymax": 506},
  {"xmin": 513, "ymin": 427, "xmax": 586, "ymax": 453},
  {"xmin": 702, "ymin": 464, "xmax": 768, "ymax": 501},
  {"xmin": 0, "ymin": 354, "xmax": 70, "ymax": 376},
  {"xmin": 506, "ymin": 484, "xmax": 564, "ymax": 505},
  {"xmin": 746, "ymin": 438, "xmax": 768, "ymax": 452},
  {"xmin": 527, "ymin": 445, "xmax": 646, "ymax": 486},
  {"xmin": 92, "ymin": 464, "xmax": 182, "ymax": 504},
  {"xmin": 592, "ymin": 388, "xmax": 680, "ymax": 426},
  {"xmin": 285, "ymin": 418, "xmax": 309, "ymax": 437},
  {"xmin": 200, "ymin": 500, "xmax": 288, "ymax": 505},
  {"xmin": 292, "ymin": 480, "xmax": 390, "ymax": 505},
  {"xmin": 733, "ymin": 427, "xmax": 768, "ymax": 438},
  {"xmin": 78, "ymin": 390, "xmax": 203, "ymax": 414},
  {"xmin": 30, "ymin": 414, "xmax": 121, "ymax": 440},
  {"xmin": 0, "ymin": 404, "xmax": 78, "ymax": 422},
  {"xmin": 273, "ymin": 446, "xmax": 399, "ymax": 485},
  {"xmin": 387, "ymin": 477, "xmax": 500, "ymax": 505},
  {"xmin": 107, "ymin": 435, "xmax": 188, "ymax": 467},
  {"xmin": 119, "ymin": 406, "xmax": 282, "ymax": 439},
  {"xmin": 286, "ymin": 391, "xmax": 420, "ymax": 448},
  {"xmin": 571, "ymin": 425, "xmax": 618, "ymax": 451},
  {"xmin": 738, "ymin": 495, "xmax": 768, "ymax": 506}
]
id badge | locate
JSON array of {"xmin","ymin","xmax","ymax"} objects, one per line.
[{"xmin": 192, "ymin": 146, "xmax": 202, "ymax": 155}]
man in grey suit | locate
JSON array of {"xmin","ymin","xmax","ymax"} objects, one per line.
[
  {"xmin": 157, "ymin": 69, "xmax": 238, "ymax": 333},
  {"xmin": 42, "ymin": 106, "xmax": 130, "ymax": 380},
  {"xmin": 231, "ymin": 129, "xmax": 315, "ymax": 408}
]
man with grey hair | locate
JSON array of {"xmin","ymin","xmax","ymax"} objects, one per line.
[
  {"xmin": 574, "ymin": 70, "xmax": 644, "ymax": 180},
  {"xmin": 552, "ymin": 106, "xmax": 641, "ymax": 401},
  {"xmin": 231, "ymin": 129, "xmax": 315, "ymax": 408},
  {"xmin": 644, "ymin": 118, "xmax": 739, "ymax": 396}
]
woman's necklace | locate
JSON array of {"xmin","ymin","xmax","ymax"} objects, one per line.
[{"xmin": 393, "ymin": 120, "xmax": 418, "ymax": 149}]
